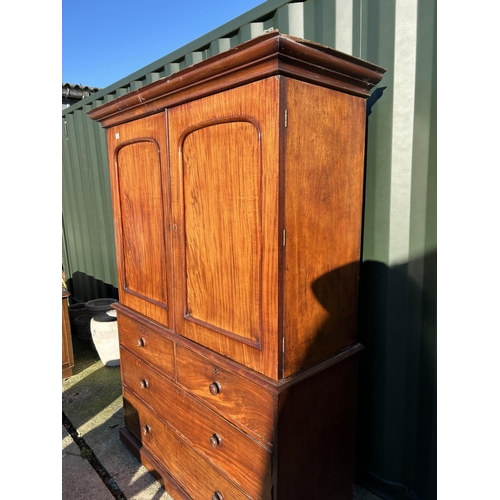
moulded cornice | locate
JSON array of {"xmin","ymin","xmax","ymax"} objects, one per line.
[{"xmin": 88, "ymin": 30, "xmax": 386, "ymax": 128}]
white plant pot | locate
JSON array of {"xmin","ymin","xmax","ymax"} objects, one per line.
[{"xmin": 90, "ymin": 310, "xmax": 120, "ymax": 367}]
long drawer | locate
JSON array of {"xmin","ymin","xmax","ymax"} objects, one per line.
[
  {"xmin": 123, "ymin": 389, "xmax": 251, "ymax": 500},
  {"xmin": 121, "ymin": 348, "xmax": 271, "ymax": 499},
  {"xmin": 176, "ymin": 344, "xmax": 275, "ymax": 444}
]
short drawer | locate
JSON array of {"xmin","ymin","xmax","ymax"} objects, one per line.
[
  {"xmin": 121, "ymin": 348, "xmax": 271, "ymax": 499},
  {"xmin": 123, "ymin": 389, "xmax": 250, "ymax": 500},
  {"xmin": 117, "ymin": 313, "xmax": 174, "ymax": 378},
  {"xmin": 176, "ymin": 345, "xmax": 275, "ymax": 444}
]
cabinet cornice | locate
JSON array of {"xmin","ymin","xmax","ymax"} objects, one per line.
[{"xmin": 88, "ymin": 30, "xmax": 386, "ymax": 128}]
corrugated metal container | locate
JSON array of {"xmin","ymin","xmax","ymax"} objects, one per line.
[{"xmin": 62, "ymin": 0, "xmax": 436, "ymax": 498}]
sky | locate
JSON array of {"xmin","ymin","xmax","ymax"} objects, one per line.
[{"xmin": 63, "ymin": 0, "xmax": 266, "ymax": 89}]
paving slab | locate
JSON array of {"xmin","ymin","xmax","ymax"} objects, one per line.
[{"xmin": 62, "ymin": 424, "xmax": 115, "ymax": 500}]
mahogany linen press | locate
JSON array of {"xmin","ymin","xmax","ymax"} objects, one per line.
[{"xmin": 88, "ymin": 31, "xmax": 385, "ymax": 500}]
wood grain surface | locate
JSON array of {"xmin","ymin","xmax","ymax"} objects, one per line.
[
  {"xmin": 169, "ymin": 77, "xmax": 281, "ymax": 379},
  {"xmin": 282, "ymin": 78, "xmax": 367, "ymax": 377},
  {"xmin": 107, "ymin": 113, "xmax": 172, "ymax": 326}
]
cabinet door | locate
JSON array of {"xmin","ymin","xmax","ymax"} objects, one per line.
[
  {"xmin": 107, "ymin": 113, "xmax": 172, "ymax": 326},
  {"xmin": 169, "ymin": 78, "xmax": 281, "ymax": 379}
]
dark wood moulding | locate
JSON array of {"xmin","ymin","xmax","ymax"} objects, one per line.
[{"xmin": 87, "ymin": 30, "xmax": 386, "ymax": 128}]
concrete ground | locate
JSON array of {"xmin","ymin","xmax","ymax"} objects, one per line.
[{"xmin": 62, "ymin": 333, "xmax": 383, "ymax": 500}]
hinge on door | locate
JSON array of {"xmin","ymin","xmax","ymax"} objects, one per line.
[
  {"xmin": 64, "ymin": 121, "xmax": 69, "ymax": 140},
  {"xmin": 282, "ymin": 229, "xmax": 286, "ymax": 246},
  {"xmin": 284, "ymin": 109, "xmax": 288, "ymax": 128}
]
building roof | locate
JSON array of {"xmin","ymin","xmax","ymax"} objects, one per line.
[{"xmin": 62, "ymin": 83, "xmax": 102, "ymax": 102}]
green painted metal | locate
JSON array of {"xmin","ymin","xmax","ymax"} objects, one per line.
[
  {"xmin": 62, "ymin": 0, "xmax": 436, "ymax": 498},
  {"xmin": 62, "ymin": 98, "xmax": 117, "ymax": 300}
]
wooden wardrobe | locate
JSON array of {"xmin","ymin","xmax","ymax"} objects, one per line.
[{"xmin": 89, "ymin": 31, "xmax": 385, "ymax": 500}]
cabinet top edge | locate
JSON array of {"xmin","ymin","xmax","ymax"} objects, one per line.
[{"xmin": 87, "ymin": 30, "xmax": 386, "ymax": 127}]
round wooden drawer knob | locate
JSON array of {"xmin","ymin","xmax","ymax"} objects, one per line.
[
  {"xmin": 142, "ymin": 424, "xmax": 152, "ymax": 435},
  {"xmin": 212, "ymin": 492, "xmax": 223, "ymax": 500},
  {"xmin": 139, "ymin": 379, "xmax": 149, "ymax": 389},
  {"xmin": 209, "ymin": 381, "xmax": 222, "ymax": 396},
  {"xmin": 209, "ymin": 433, "xmax": 222, "ymax": 448},
  {"xmin": 136, "ymin": 337, "xmax": 146, "ymax": 347}
]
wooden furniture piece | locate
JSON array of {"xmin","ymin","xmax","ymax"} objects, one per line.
[
  {"xmin": 62, "ymin": 289, "xmax": 74, "ymax": 378},
  {"xmin": 89, "ymin": 31, "xmax": 385, "ymax": 500}
]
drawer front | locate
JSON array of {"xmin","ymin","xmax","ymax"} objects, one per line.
[
  {"xmin": 176, "ymin": 345, "xmax": 275, "ymax": 444},
  {"xmin": 123, "ymin": 389, "xmax": 250, "ymax": 500},
  {"xmin": 118, "ymin": 313, "xmax": 175, "ymax": 378},
  {"xmin": 121, "ymin": 349, "xmax": 271, "ymax": 499}
]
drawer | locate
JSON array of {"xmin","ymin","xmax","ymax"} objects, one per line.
[
  {"xmin": 118, "ymin": 313, "xmax": 175, "ymax": 378},
  {"xmin": 123, "ymin": 389, "xmax": 251, "ymax": 500},
  {"xmin": 176, "ymin": 345, "xmax": 275, "ymax": 444},
  {"xmin": 121, "ymin": 349, "xmax": 271, "ymax": 499}
]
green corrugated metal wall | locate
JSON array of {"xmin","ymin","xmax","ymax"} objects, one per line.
[{"xmin": 62, "ymin": 0, "xmax": 436, "ymax": 498}]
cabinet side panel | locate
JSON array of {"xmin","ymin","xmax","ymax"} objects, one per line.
[
  {"xmin": 276, "ymin": 355, "xmax": 359, "ymax": 499},
  {"xmin": 283, "ymin": 79, "xmax": 366, "ymax": 377},
  {"xmin": 107, "ymin": 114, "xmax": 171, "ymax": 325}
]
